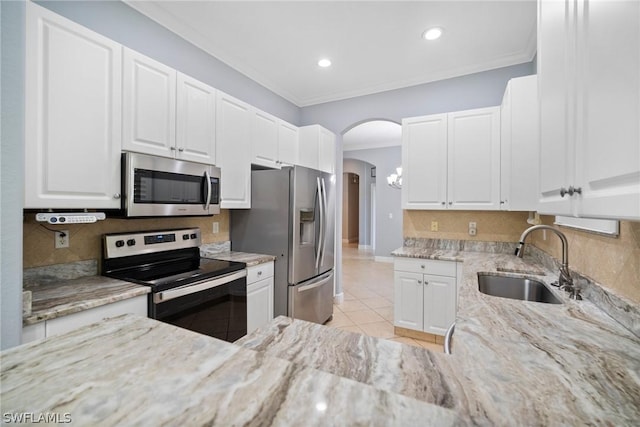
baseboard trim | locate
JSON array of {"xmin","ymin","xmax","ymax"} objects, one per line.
[
  {"xmin": 333, "ymin": 292, "xmax": 344, "ymax": 305},
  {"xmin": 374, "ymin": 256, "xmax": 394, "ymax": 263},
  {"xmin": 358, "ymin": 244, "xmax": 372, "ymax": 250},
  {"xmin": 394, "ymin": 326, "xmax": 445, "ymax": 343}
]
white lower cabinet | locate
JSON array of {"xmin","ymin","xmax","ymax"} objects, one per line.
[
  {"xmin": 22, "ymin": 295, "xmax": 147, "ymax": 344},
  {"xmin": 246, "ymin": 262, "xmax": 274, "ymax": 334},
  {"xmin": 393, "ymin": 258, "xmax": 457, "ymax": 336}
]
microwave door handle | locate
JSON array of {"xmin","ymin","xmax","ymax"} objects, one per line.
[
  {"xmin": 204, "ymin": 170, "xmax": 212, "ymax": 211},
  {"xmin": 315, "ymin": 177, "xmax": 323, "ymax": 270},
  {"xmin": 320, "ymin": 177, "xmax": 328, "ymax": 267}
]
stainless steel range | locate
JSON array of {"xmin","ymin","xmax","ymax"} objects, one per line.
[{"xmin": 102, "ymin": 228, "xmax": 247, "ymax": 342}]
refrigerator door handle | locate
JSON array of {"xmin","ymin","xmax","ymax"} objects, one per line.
[
  {"xmin": 297, "ymin": 271, "xmax": 333, "ymax": 292},
  {"xmin": 315, "ymin": 177, "xmax": 324, "ymax": 270},
  {"xmin": 319, "ymin": 177, "xmax": 328, "ymax": 267}
]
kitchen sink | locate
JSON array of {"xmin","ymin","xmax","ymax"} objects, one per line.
[{"xmin": 477, "ymin": 273, "xmax": 562, "ymax": 304}]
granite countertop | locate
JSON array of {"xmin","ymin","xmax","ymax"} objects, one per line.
[
  {"xmin": 239, "ymin": 248, "xmax": 640, "ymax": 426},
  {"xmin": 203, "ymin": 250, "xmax": 277, "ymax": 267},
  {"xmin": 23, "ymin": 276, "xmax": 149, "ymax": 326},
  {"xmin": 0, "ymin": 314, "xmax": 463, "ymax": 426}
]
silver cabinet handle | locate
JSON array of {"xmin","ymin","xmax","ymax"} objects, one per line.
[
  {"xmin": 178, "ymin": 147, "xmax": 184, "ymax": 152},
  {"xmin": 424, "ymin": 281, "xmax": 429, "ymax": 285},
  {"xmin": 257, "ymin": 271, "xmax": 262, "ymax": 276},
  {"xmin": 448, "ymin": 201, "xmax": 453, "ymax": 205},
  {"xmin": 170, "ymin": 146, "xmax": 176, "ymax": 151},
  {"xmin": 561, "ymin": 186, "xmax": 583, "ymax": 197},
  {"xmin": 420, "ymin": 265, "xmax": 425, "ymax": 269},
  {"xmin": 113, "ymin": 193, "xmax": 121, "ymax": 199},
  {"xmin": 568, "ymin": 186, "xmax": 582, "ymax": 195},
  {"xmin": 444, "ymin": 322, "xmax": 455, "ymax": 355},
  {"xmin": 417, "ymin": 280, "xmax": 422, "ymax": 284},
  {"xmin": 441, "ymin": 202, "xmax": 445, "ymax": 206}
]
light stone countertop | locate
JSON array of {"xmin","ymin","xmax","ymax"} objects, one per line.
[
  {"xmin": 23, "ymin": 276, "xmax": 149, "ymax": 326},
  {"xmin": 239, "ymin": 248, "xmax": 640, "ymax": 426},
  {"xmin": 1, "ymin": 314, "xmax": 464, "ymax": 426},
  {"xmin": 203, "ymin": 250, "xmax": 277, "ymax": 267}
]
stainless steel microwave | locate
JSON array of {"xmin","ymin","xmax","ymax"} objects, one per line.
[{"xmin": 122, "ymin": 152, "xmax": 220, "ymax": 217}]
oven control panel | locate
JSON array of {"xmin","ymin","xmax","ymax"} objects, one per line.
[{"xmin": 103, "ymin": 228, "xmax": 201, "ymax": 259}]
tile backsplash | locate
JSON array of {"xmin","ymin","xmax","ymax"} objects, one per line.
[
  {"xmin": 23, "ymin": 211, "xmax": 230, "ymax": 269},
  {"xmin": 403, "ymin": 210, "xmax": 640, "ymax": 305}
]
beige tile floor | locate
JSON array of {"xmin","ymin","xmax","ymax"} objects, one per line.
[{"xmin": 326, "ymin": 244, "xmax": 444, "ymax": 353}]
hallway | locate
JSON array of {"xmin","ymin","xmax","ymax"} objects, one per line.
[{"xmin": 326, "ymin": 244, "xmax": 444, "ymax": 352}]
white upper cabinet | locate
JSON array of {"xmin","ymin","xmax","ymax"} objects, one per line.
[
  {"xmin": 122, "ymin": 48, "xmax": 177, "ymax": 158},
  {"xmin": 447, "ymin": 107, "xmax": 501, "ymax": 210},
  {"xmin": 277, "ymin": 121, "xmax": 299, "ymax": 167},
  {"xmin": 176, "ymin": 72, "xmax": 216, "ymax": 164},
  {"xmin": 123, "ymin": 49, "xmax": 216, "ymax": 164},
  {"xmin": 401, "ymin": 114, "xmax": 448, "ymax": 209},
  {"xmin": 500, "ymin": 75, "xmax": 539, "ymax": 211},
  {"xmin": 216, "ymin": 91, "xmax": 252, "ymax": 209},
  {"xmin": 299, "ymin": 125, "xmax": 336, "ymax": 173},
  {"xmin": 251, "ymin": 110, "xmax": 300, "ymax": 169},
  {"xmin": 402, "ymin": 107, "xmax": 500, "ymax": 210},
  {"xmin": 538, "ymin": 0, "xmax": 640, "ymax": 220},
  {"xmin": 25, "ymin": 2, "xmax": 123, "ymax": 209},
  {"xmin": 251, "ymin": 110, "xmax": 279, "ymax": 169}
]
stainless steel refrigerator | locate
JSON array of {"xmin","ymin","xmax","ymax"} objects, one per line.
[{"xmin": 231, "ymin": 166, "xmax": 335, "ymax": 324}]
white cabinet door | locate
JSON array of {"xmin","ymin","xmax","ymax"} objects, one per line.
[
  {"xmin": 537, "ymin": 0, "xmax": 575, "ymax": 216},
  {"xmin": 299, "ymin": 124, "xmax": 335, "ymax": 172},
  {"xmin": 247, "ymin": 277, "xmax": 274, "ymax": 334},
  {"xmin": 298, "ymin": 125, "xmax": 321, "ymax": 170},
  {"xmin": 393, "ymin": 271, "xmax": 424, "ymax": 331},
  {"xmin": 423, "ymin": 274, "xmax": 456, "ymax": 336},
  {"xmin": 176, "ymin": 72, "xmax": 216, "ymax": 165},
  {"xmin": 575, "ymin": 0, "xmax": 640, "ymax": 219},
  {"xmin": 278, "ymin": 121, "xmax": 299, "ymax": 166},
  {"xmin": 122, "ymin": 48, "xmax": 176, "ymax": 158},
  {"xmin": 538, "ymin": 0, "xmax": 640, "ymax": 220},
  {"xmin": 318, "ymin": 128, "xmax": 336, "ymax": 174},
  {"xmin": 447, "ymin": 107, "xmax": 501, "ymax": 210},
  {"xmin": 216, "ymin": 91, "xmax": 252, "ymax": 209},
  {"xmin": 401, "ymin": 114, "xmax": 448, "ymax": 209},
  {"xmin": 252, "ymin": 110, "xmax": 279, "ymax": 169},
  {"xmin": 500, "ymin": 75, "xmax": 539, "ymax": 211},
  {"xmin": 25, "ymin": 2, "xmax": 122, "ymax": 209}
]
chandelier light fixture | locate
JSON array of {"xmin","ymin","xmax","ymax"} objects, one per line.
[{"xmin": 387, "ymin": 166, "xmax": 402, "ymax": 189}]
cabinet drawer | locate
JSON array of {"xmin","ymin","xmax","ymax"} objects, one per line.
[
  {"xmin": 247, "ymin": 262, "xmax": 274, "ymax": 284},
  {"xmin": 394, "ymin": 258, "xmax": 456, "ymax": 277}
]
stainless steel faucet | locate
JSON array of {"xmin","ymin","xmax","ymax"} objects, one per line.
[{"xmin": 515, "ymin": 225, "xmax": 581, "ymax": 300}]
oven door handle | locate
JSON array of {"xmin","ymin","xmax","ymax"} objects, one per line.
[{"xmin": 154, "ymin": 269, "xmax": 246, "ymax": 303}]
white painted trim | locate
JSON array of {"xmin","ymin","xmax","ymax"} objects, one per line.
[
  {"xmin": 358, "ymin": 244, "xmax": 372, "ymax": 250},
  {"xmin": 374, "ymin": 256, "xmax": 395, "ymax": 263},
  {"xmin": 333, "ymin": 292, "xmax": 344, "ymax": 305},
  {"xmin": 343, "ymin": 140, "xmax": 401, "ymax": 151}
]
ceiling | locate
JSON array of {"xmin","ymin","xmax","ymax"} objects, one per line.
[{"xmin": 125, "ymin": 1, "xmax": 537, "ymax": 107}]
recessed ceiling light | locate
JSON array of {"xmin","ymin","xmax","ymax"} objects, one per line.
[
  {"xmin": 423, "ymin": 27, "xmax": 443, "ymax": 41},
  {"xmin": 318, "ymin": 58, "xmax": 332, "ymax": 68}
]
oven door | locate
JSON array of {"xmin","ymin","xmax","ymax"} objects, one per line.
[
  {"xmin": 124, "ymin": 152, "xmax": 220, "ymax": 217},
  {"xmin": 150, "ymin": 270, "xmax": 247, "ymax": 342}
]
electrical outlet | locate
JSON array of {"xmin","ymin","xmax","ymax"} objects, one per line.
[
  {"xmin": 468, "ymin": 222, "xmax": 477, "ymax": 236},
  {"xmin": 431, "ymin": 221, "xmax": 438, "ymax": 231},
  {"xmin": 212, "ymin": 222, "xmax": 219, "ymax": 234},
  {"xmin": 55, "ymin": 230, "xmax": 69, "ymax": 249}
]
